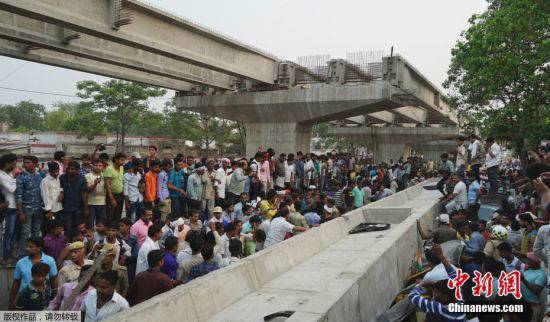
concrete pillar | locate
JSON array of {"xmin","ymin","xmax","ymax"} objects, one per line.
[
  {"xmin": 371, "ymin": 142, "xmax": 412, "ymax": 164},
  {"xmin": 244, "ymin": 123, "xmax": 311, "ymax": 157},
  {"xmin": 413, "ymin": 140, "xmax": 455, "ymax": 165}
]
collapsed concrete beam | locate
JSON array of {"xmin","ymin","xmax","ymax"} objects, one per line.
[
  {"xmin": 0, "ymin": 12, "xmax": 235, "ymax": 89},
  {"xmin": 0, "ymin": 39, "xmax": 193, "ymax": 91},
  {"xmin": 0, "ymin": 0, "xmax": 278, "ymax": 83}
]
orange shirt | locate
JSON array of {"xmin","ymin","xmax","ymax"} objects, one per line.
[{"xmin": 144, "ymin": 171, "xmax": 157, "ymax": 202}]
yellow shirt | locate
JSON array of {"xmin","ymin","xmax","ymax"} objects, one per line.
[
  {"xmin": 457, "ymin": 232, "xmax": 470, "ymax": 242},
  {"xmin": 85, "ymin": 173, "xmax": 106, "ymax": 205},
  {"xmin": 260, "ymin": 200, "xmax": 277, "ymax": 220}
]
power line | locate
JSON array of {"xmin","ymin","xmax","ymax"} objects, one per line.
[
  {"xmin": 0, "ymin": 86, "xmax": 79, "ymax": 97},
  {"xmin": 0, "ymin": 85, "xmax": 173, "ymax": 100},
  {"xmin": 0, "ymin": 63, "xmax": 27, "ymax": 84}
]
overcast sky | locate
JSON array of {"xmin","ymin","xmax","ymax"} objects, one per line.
[{"xmin": 0, "ymin": 0, "xmax": 487, "ymax": 111}]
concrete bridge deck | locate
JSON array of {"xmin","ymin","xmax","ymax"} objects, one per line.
[{"xmin": 110, "ymin": 181, "xmax": 441, "ymax": 322}]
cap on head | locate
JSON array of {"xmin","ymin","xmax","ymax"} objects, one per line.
[
  {"xmin": 213, "ymin": 206, "xmax": 223, "ymax": 213},
  {"xmin": 68, "ymin": 241, "xmax": 85, "ymax": 251},
  {"xmin": 437, "ymin": 214, "xmax": 450, "ymax": 224}
]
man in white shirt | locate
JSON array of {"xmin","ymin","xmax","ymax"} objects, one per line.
[
  {"xmin": 284, "ymin": 155, "xmax": 296, "ymax": 188},
  {"xmin": 219, "ymin": 238, "xmax": 242, "ymax": 268},
  {"xmin": 455, "ymin": 138, "xmax": 467, "ymax": 182},
  {"xmin": 123, "ymin": 160, "xmax": 143, "ymax": 222},
  {"xmin": 214, "ymin": 159, "xmax": 229, "ymax": 200},
  {"xmin": 445, "ymin": 173, "xmax": 468, "ymax": 213},
  {"xmin": 264, "ymin": 209, "xmax": 308, "ymax": 248},
  {"xmin": 303, "ymin": 155, "xmax": 314, "ymax": 187},
  {"xmin": 220, "ymin": 222, "xmax": 238, "ymax": 258},
  {"xmin": 468, "ymin": 134, "xmax": 485, "ymax": 181},
  {"xmin": 484, "ymin": 138, "xmax": 501, "ymax": 194},
  {"xmin": 363, "ymin": 182, "xmax": 372, "ymax": 204},
  {"xmin": 85, "ymin": 160, "xmax": 106, "ymax": 229},
  {"xmin": 40, "ymin": 162, "xmax": 63, "ymax": 228},
  {"xmin": 0, "ymin": 153, "xmax": 18, "ymax": 264},
  {"xmin": 81, "ymin": 271, "xmax": 129, "ymax": 322},
  {"xmin": 135, "ymin": 224, "xmax": 162, "ymax": 275}
]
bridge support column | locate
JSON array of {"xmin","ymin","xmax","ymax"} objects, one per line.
[
  {"xmin": 244, "ymin": 123, "xmax": 311, "ymax": 155},
  {"xmin": 371, "ymin": 142, "xmax": 412, "ymax": 164},
  {"xmin": 413, "ymin": 140, "xmax": 455, "ymax": 164}
]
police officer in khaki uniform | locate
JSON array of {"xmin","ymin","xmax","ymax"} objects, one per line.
[
  {"xmin": 94, "ymin": 243, "xmax": 129, "ymax": 297},
  {"xmin": 58, "ymin": 241, "xmax": 94, "ymax": 286}
]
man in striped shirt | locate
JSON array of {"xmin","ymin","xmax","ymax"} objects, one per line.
[
  {"xmin": 333, "ymin": 182, "xmax": 344, "ymax": 210},
  {"xmin": 408, "ymin": 244, "xmax": 466, "ymax": 321}
]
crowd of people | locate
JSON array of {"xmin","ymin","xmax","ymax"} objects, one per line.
[
  {"xmin": 411, "ymin": 137, "xmax": 550, "ymax": 321},
  {"xmin": 1, "ymin": 136, "xmax": 548, "ymax": 321},
  {"xmin": 0, "ymin": 143, "xmax": 429, "ymax": 320}
]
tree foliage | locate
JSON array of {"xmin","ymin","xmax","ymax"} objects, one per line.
[
  {"xmin": 162, "ymin": 101, "xmax": 245, "ymax": 155},
  {"xmin": 62, "ymin": 102, "xmax": 106, "ymax": 138},
  {"xmin": 0, "ymin": 101, "xmax": 46, "ymax": 132},
  {"xmin": 312, "ymin": 123, "xmax": 358, "ymax": 152},
  {"xmin": 444, "ymin": 0, "xmax": 550, "ymax": 153},
  {"xmin": 76, "ymin": 80, "xmax": 166, "ymax": 152},
  {"xmin": 1, "ymin": 81, "xmax": 246, "ymax": 155}
]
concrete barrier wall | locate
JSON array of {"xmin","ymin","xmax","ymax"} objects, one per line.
[
  {"xmin": 108, "ymin": 180, "xmax": 438, "ymax": 322},
  {"xmin": 317, "ymin": 182, "xmax": 439, "ymax": 322}
]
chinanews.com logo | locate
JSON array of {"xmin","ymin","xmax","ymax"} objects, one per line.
[
  {"xmin": 446, "ymin": 268, "xmax": 524, "ymax": 314},
  {"xmin": 448, "ymin": 303, "xmax": 524, "ymax": 313}
]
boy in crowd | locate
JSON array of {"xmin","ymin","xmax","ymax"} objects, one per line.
[
  {"xmin": 9, "ymin": 237, "xmax": 58, "ymax": 309},
  {"xmin": 16, "ymin": 262, "xmax": 51, "ymax": 310}
]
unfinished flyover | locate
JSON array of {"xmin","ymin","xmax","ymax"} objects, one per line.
[
  {"xmin": 0, "ymin": 0, "xmax": 459, "ymax": 161},
  {"xmin": 0, "ymin": 2, "xmax": 457, "ymax": 319}
]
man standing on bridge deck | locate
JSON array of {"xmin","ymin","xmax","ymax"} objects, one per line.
[
  {"xmin": 455, "ymin": 138, "xmax": 467, "ymax": 183},
  {"xmin": 484, "ymin": 138, "xmax": 501, "ymax": 194},
  {"xmin": 468, "ymin": 134, "xmax": 485, "ymax": 181}
]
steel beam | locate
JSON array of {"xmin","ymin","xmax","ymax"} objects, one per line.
[
  {"xmin": 0, "ymin": 39, "xmax": 193, "ymax": 91},
  {"xmin": 0, "ymin": 12, "xmax": 234, "ymax": 89},
  {"xmin": 0, "ymin": 0, "xmax": 278, "ymax": 83}
]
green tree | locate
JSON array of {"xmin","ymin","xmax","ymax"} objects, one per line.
[
  {"xmin": 444, "ymin": 0, "xmax": 550, "ymax": 153},
  {"xmin": 163, "ymin": 101, "xmax": 244, "ymax": 155},
  {"xmin": 128, "ymin": 110, "xmax": 166, "ymax": 136},
  {"xmin": 76, "ymin": 80, "xmax": 166, "ymax": 152},
  {"xmin": 0, "ymin": 101, "xmax": 46, "ymax": 132},
  {"xmin": 63, "ymin": 102, "xmax": 107, "ymax": 138},
  {"xmin": 44, "ymin": 102, "xmax": 76, "ymax": 131}
]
